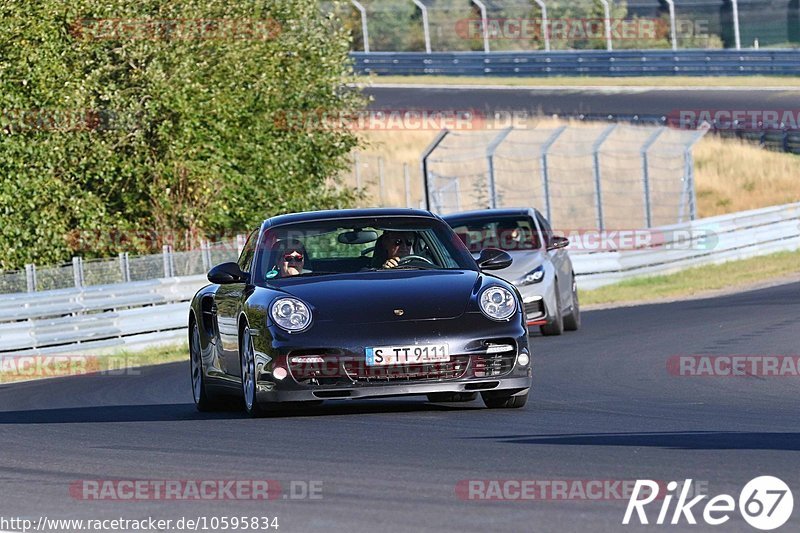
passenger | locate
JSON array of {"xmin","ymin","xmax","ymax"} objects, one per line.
[{"xmin": 372, "ymin": 231, "xmax": 415, "ymax": 269}]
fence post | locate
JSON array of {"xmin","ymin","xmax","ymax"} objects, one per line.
[
  {"xmin": 679, "ymin": 123, "xmax": 711, "ymax": 222},
  {"xmin": 25, "ymin": 264, "xmax": 36, "ymax": 293},
  {"xmin": 640, "ymin": 127, "xmax": 666, "ymax": 228},
  {"xmin": 119, "ymin": 252, "xmax": 131, "ymax": 283},
  {"xmin": 533, "ymin": 0, "xmax": 550, "ymax": 51},
  {"xmin": 354, "ymin": 152, "xmax": 362, "ymax": 190},
  {"xmin": 350, "ymin": 0, "xmax": 369, "ymax": 52},
  {"xmin": 403, "ymin": 163, "xmax": 412, "ymax": 207},
  {"xmin": 540, "ymin": 126, "xmax": 567, "ymax": 223},
  {"xmin": 665, "ymin": 0, "xmax": 678, "ymax": 50},
  {"xmin": 599, "ymin": 0, "xmax": 613, "ymax": 50},
  {"xmin": 236, "ymin": 234, "xmax": 247, "ymax": 256},
  {"xmin": 378, "ymin": 156, "xmax": 385, "ymax": 207},
  {"xmin": 486, "ymin": 127, "xmax": 513, "ymax": 209},
  {"xmin": 420, "ymin": 129, "xmax": 450, "ymax": 211},
  {"xmin": 72, "ymin": 257, "xmax": 84, "ymax": 288},
  {"xmin": 470, "ymin": 0, "xmax": 490, "ymax": 53},
  {"xmin": 592, "ymin": 125, "xmax": 617, "ymax": 231},
  {"xmin": 412, "ymin": 0, "xmax": 432, "ymax": 53},
  {"xmin": 201, "ymin": 240, "xmax": 212, "ymax": 271},
  {"xmin": 162, "ymin": 245, "xmax": 174, "ymax": 278},
  {"xmin": 731, "ymin": 0, "xmax": 741, "ymax": 50}
]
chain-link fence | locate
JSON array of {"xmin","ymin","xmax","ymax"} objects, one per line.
[
  {"xmin": 0, "ymin": 239, "xmax": 242, "ymax": 296},
  {"xmin": 332, "ymin": 0, "xmax": 797, "ymax": 52},
  {"xmin": 349, "ymin": 153, "xmax": 421, "ymax": 208},
  {"xmin": 422, "ymin": 124, "xmax": 708, "ymax": 230}
]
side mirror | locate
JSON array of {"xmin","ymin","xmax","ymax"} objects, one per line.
[
  {"xmin": 477, "ymin": 248, "xmax": 513, "ymax": 271},
  {"xmin": 208, "ymin": 262, "xmax": 249, "ymax": 284},
  {"xmin": 547, "ymin": 236, "xmax": 570, "ymax": 251}
]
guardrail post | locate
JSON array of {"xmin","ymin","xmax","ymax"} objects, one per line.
[
  {"xmin": 119, "ymin": 252, "xmax": 131, "ymax": 283},
  {"xmin": 411, "ymin": 0, "xmax": 432, "ymax": 53},
  {"xmin": 540, "ymin": 126, "xmax": 567, "ymax": 223},
  {"xmin": 592, "ymin": 125, "xmax": 617, "ymax": 231},
  {"xmin": 640, "ymin": 127, "xmax": 666, "ymax": 228},
  {"xmin": 420, "ymin": 129, "xmax": 450, "ymax": 211},
  {"xmin": 25, "ymin": 264, "xmax": 36, "ymax": 292},
  {"xmin": 486, "ymin": 127, "xmax": 513, "ymax": 209},
  {"xmin": 403, "ymin": 163, "xmax": 412, "ymax": 207},
  {"xmin": 162, "ymin": 245, "xmax": 174, "ymax": 278},
  {"xmin": 72, "ymin": 257, "xmax": 84, "ymax": 288}
]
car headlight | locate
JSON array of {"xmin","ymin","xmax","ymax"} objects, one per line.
[
  {"xmin": 479, "ymin": 286, "xmax": 517, "ymax": 321},
  {"xmin": 519, "ymin": 265, "xmax": 545, "ymax": 285},
  {"xmin": 270, "ymin": 297, "xmax": 312, "ymax": 332}
]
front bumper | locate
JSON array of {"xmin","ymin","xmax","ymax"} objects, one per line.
[{"xmin": 252, "ymin": 312, "xmax": 531, "ymax": 403}]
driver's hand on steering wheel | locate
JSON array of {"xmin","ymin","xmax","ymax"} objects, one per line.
[{"xmin": 382, "ymin": 256, "xmax": 400, "ymax": 269}]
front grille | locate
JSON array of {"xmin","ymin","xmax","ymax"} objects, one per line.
[
  {"xmin": 472, "ymin": 352, "xmax": 516, "ymax": 377},
  {"xmin": 343, "ymin": 356, "xmax": 470, "ymax": 382}
]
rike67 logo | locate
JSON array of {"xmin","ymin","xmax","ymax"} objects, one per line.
[{"xmin": 623, "ymin": 477, "xmax": 793, "ymax": 530}]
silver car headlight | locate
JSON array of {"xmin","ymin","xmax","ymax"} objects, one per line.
[
  {"xmin": 270, "ymin": 297, "xmax": 312, "ymax": 332},
  {"xmin": 518, "ymin": 265, "xmax": 545, "ymax": 285},
  {"xmin": 479, "ymin": 286, "xmax": 517, "ymax": 321}
]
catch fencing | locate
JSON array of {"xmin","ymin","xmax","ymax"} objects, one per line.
[{"xmin": 421, "ymin": 123, "xmax": 709, "ymax": 230}]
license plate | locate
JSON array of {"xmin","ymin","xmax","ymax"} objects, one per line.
[{"xmin": 365, "ymin": 344, "xmax": 450, "ymax": 366}]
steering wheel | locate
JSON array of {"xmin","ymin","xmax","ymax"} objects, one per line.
[{"xmin": 396, "ymin": 255, "xmax": 435, "ymax": 266}]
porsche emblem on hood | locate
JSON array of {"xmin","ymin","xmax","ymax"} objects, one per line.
[{"xmin": 393, "ymin": 309, "xmax": 404, "ymax": 316}]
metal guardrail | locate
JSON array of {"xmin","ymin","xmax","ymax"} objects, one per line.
[
  {"xmin": 0, "ymin": 276, "xmax": 207, "ymax": 355},
  {"xmin": 572, "ymin": 202, "xmax": 800, "ymax": 289},
  {"xmin": 351, "ymin": 50, "xmax": 800, "ymax": 76},
  {"xmin": 1, "ymin": 202, "xmax": 798, "ymax": 355}
]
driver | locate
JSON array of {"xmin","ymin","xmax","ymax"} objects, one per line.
[{"xmin": 372, "ymin": 231, "xmax": 415, "ymax": 269}]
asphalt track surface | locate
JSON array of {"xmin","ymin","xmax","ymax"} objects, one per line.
[
  {"xmin": 365, "ymin": 86, "xmax": 800, "ymax": 118},
  {"xmin": 1, "ymin": 281, "xmax": 798, "ymax": 532}
]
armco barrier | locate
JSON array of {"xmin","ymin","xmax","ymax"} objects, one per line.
[
  {"xmin": 351, "ymin": 50, "xmax": 800, "ymax": 77},
  {"xmin": 572, "ymin": 202, "xmax": 800, "ymax": 289},
  {"xmin": 1, "ymin": 202, "xmax": 798, "ymax": 355}
]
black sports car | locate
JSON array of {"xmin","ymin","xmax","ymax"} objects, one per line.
[{"xmin": 188, "ymin": 208, "xmax": 532, "ymax": 416}]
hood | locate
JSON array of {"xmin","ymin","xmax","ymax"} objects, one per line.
[
  {"xmin": 477, "ymin": 250, "xmax": 546, "ymax": 284},
  {"xmin": 273, "ymin": 270, "xmax": 480, "ymax": 324}
]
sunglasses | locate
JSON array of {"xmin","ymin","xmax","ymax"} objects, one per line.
[
  {"xmin": 392, "ymin": 239, "xmax": 413, "ymax": 247},
  {"xmin": 283, "ymin": 251, "xmax": 304, "ymax": 262}
]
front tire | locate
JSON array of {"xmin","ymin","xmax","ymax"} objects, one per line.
[
  {"xmin": 482, "ymin": 391, "xmax": 528, "ymax": 409},
  {"xmin": 563, "ymin": 275, "xmax": 581, "ymax": 332},
  {"xmin": 540, "ymin": 280, "xmax": 564, "ymax": 336},
  {"xmin": 190, "ymin": 321, "xmax": 221, "ymax": 412},
  {"xmin": 240, "ymin": 325, "xmax": 266, "ymax": 417}
]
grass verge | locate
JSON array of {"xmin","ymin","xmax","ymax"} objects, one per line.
[
  {"xmin": 580, "ymin": 249, "xmax": 800, "ymax": 307},
  {"xmin": 0, "ymin": 343, "xmax": 188, "ymax": 384},
  {"xmin": 359, "ymin": 75, "xmax": 800, "ymax": 88}
]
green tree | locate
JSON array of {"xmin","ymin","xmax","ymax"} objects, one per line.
[{"xmin": 0, "ymin": 0, "xmax": 363, "ymax": 270}]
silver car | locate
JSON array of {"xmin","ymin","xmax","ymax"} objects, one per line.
[{"xmin": 443, "ymin": 208, "xmax": 580, "ymax": 336}]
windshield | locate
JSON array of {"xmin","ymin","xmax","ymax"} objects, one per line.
[
  {"xmin": 253, "ymin": 216, "xmax": 477, "ymax": 284},
  {"xmin": 447, "ymin": 216, "xmax": 541, "ymax": 253}
]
